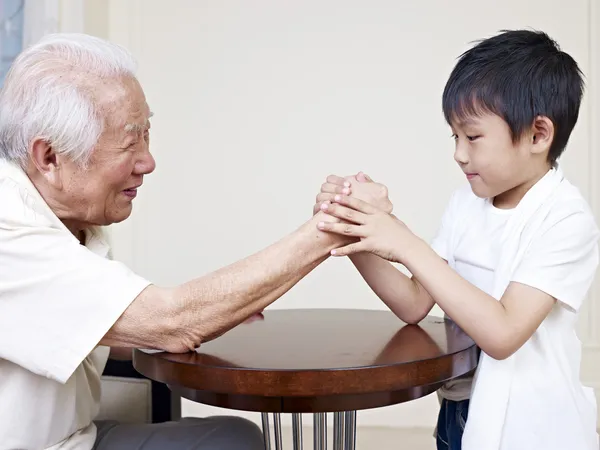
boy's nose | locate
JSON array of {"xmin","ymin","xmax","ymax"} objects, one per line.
[{"xmin": 454, "ymin": 146, "xmax": 469, "ymax": 166}]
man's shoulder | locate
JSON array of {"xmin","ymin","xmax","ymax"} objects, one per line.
[{"xmin": 0, "ymin": 160, "xmax": 58, "ymax": 229}]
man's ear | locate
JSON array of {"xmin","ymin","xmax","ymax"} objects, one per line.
[
  {"xmin": 531, "ymin": 116, "xmax": 554, "ymax": 156},
  {"xmin": 30, "ymin": 138, "xmax": 63, "ymax": 188}
]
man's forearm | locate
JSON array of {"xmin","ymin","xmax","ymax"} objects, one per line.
[
  {"xmin": 168, "ymin": 213, "xmax": 342, "ymax": 349},
  {"xmin": 109, "ymin": 347, "xmax": 133, "ymax": 360},
  {"xmin": 102, "ymin": 213, "xmax": 344, "ymax": 352},
  {"xmin": 350, "ymin": 253, "xmax": 434, "ymax": 323}
]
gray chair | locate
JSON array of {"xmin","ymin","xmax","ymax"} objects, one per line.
[{"xmin": 99, "ymin": 358, "xmax": 181, "ymax": 424}]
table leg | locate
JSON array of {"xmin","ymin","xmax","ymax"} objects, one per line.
[
  {"xmin": 333, "ymin": 412, "xmax": 345, "ymax": 450},
  {"xmin": 343, "ymin": 411, "xmax": 357, "ymax": 450},
  {"xmin": 260, "ymin": 411, "xmax": 356, "ymax": 450},
  {"xmin": 274, "ymin": 413, "xmax": 283, "ymax": 450},
  {"xmin": 292, "ymin": 413, "xmax": 303, "ymax": 450},
  {"xmin": 261, "ymin": 413, "xmax": 271, "ymax": 450},
  {"xmin": 313, "ymin": 413, "xmax": 327, "ymax": 450}
]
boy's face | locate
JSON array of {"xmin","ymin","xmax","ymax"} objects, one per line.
[{"xmin": 450, "ymin": 113, "xmax": 544, "ymax": 207}]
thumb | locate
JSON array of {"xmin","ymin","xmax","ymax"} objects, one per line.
[{"xmin": 356, "ymin": 171, "xmax": 372, "ymax": 182}]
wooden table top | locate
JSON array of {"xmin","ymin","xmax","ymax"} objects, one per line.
[{"xmin": 133, "ymin": 309, "xmax": 478, "ymax": 412}]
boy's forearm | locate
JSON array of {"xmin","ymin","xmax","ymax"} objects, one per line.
[
  {"xmin": 350, "ymin": 253, "xmax": 434, "ymax": 324},
  {"xmin": 401, "ymin": 237, "xmax": 512, "ymax": 354}
]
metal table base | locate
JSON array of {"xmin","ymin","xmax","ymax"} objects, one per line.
[{"xmin": 261, "ymin": 411, "xmax": 357, "ymax": 450}]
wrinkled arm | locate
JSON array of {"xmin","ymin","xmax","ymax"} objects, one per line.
[
  {"xmin": 108, "ymin": 347, "xmax": 133, "ymax": 360},
  {"xmin": 101, "ymin": 212, "xmax": 345, "ymax": 352}
]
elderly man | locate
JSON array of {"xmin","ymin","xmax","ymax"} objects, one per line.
[{"xmin": 0, "ymin": 33, "xmax": 350, "ymax": 450}]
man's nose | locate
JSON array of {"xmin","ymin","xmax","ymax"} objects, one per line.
[{"xmin": 135, "ymin": 148, "xmax": 156, "ymax": 175}]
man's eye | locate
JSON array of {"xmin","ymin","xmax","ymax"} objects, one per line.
[
  {"xmin": 467, "ymin": 135, "xmax": 481, "ymax": 142},
  {"xmin": 451, "ymin": 134, "xmax": 458, "ymax": 140}
]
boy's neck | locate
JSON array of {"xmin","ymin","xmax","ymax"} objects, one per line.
[{"xmin": 493, "ymin": 165, "xmax": 552, "ymax": 210}]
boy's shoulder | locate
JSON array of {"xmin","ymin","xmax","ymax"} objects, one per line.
[
  {"xmin": 446, "ymin": 178, "xmax": 597, "ymax": 230},
  {"xmin": 542, "ymin": 177, "xmax": 597, "ymax": 233}
]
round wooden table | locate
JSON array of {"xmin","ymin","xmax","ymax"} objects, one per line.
[{"xmin": 133, "ymin": 309, "xmax": 478, "ymax": 450}]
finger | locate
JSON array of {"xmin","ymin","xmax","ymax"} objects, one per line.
[
  {"xmin": 330, "ymin": 242, "xmax": 365, "ymax": 257},
  {"xmin": 320, "ymin": 201, "xmax": 367, "ymax": 224},
  {"xmin": 316, "ymin": 220, "xmax": 363, "ymax": 236},
  {"xmin": 356, "ymin": 171, "xmax": 373, "ymax": 182},
  {"xmin": 316, "ymin": 193, "xmax": 335, "ymax": 203},
  {"xmin": 326, "ymin": 175, "xmax": 351, "ymax": 188},
  {"xmin": 331, "ymin": 194, "xmax": 379, "ymax": 215},
  {"xmin": 321, "ymin": 182, "xmax": 351, "ymax": 195},
  {"xmin": 313, "ymin": 200, "xmax": 331, "ymax": 216}
]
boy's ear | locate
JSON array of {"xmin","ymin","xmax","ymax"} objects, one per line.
[{"xmin": 530, "ymin": 116, "xmax": 554, "ymax": 156}]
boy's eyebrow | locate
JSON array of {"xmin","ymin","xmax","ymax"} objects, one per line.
[{"xmin": 455, "ymin": 117, "xmax": 480, "ymax": 127}]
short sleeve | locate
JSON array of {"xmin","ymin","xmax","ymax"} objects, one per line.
[
  {"xmin": 0, "ymin": 188, "xmax": 151, "ymax": 384},
  {"xmin": 512, "ymin": 207, "xmax": 600, "ymax": 312}
]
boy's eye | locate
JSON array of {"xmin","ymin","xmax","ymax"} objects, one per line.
[
  {"xmin": 451, "ymin": 134, "xmax": 458, "ymax": 140},
  {"xmin": 467, "ymin": 135, "xmax": 481, "ymax": 142}
]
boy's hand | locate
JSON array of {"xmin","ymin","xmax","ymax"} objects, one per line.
[
  {"xmin": 317, "ymin": 194, "xmax": 417, "ymax": 263},
  {"xmin": 313, "ymin": 172, "xmax": 393, "ymax": 216}
]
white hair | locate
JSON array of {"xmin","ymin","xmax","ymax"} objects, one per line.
[{"xmin": 0, "ymin": 33, "xmax": 137, "ymax": 167}]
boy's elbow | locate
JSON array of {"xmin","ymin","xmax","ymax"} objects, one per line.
[
  {"xmin": 485, "ymin": 347, "xmax": 513, "ymax": 360},
  {"xmin": 399, "ymin": 304, "xmax": 431, "ymax": 325},
  {"xmin": 483, "ymin": 335, "xmax": 521, "ymax": 360},
  {"xmin": 403, "ymin": 310, "xmax": 428, "ymax": 325}
]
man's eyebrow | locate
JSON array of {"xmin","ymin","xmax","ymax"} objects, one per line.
[{"xmin": 124, "ymin": 111, "xmax": 154, "ymax": 133}]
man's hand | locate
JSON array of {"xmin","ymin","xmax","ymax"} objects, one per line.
[{"xmin": 313, "ymin": 172, "xmax": 393, "ymax": 216}]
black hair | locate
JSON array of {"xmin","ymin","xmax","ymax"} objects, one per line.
[{"xmin": 442, "ymin": 29, "xmax": 584, "ymax": 163}]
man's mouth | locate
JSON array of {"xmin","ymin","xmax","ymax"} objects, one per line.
[{"xmin": 123, "ymin": 184, "xmax": 141, "ymax": 198}]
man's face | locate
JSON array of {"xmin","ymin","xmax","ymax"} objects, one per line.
[
  {"xmin": 450, "ymin": 113, "xmax": 537, "ymax": 207},
  {"xmin": 51, "ymin": 76, "xmax": 156, "ymax": 230}
]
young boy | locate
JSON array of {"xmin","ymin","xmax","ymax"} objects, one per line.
[{"xmin": 315, "ymin": 30, "xmax": 599, "ymax": 450}]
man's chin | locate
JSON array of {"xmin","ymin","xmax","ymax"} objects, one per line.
[{"xmin": 106, "ymin": 205, "xmax": 133, "ymax": 225}]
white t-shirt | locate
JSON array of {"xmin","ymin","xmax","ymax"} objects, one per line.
[
  {"xmin": 0, "ymin": 160, "xmax": 151, "ymax": 450},
  {"xmin": 430, "ymin": 177, "xmax": 599, "ymax": 448},
  {"xmin": 431, "ymin": 200, "xmax": 513, "ymax": 401}
]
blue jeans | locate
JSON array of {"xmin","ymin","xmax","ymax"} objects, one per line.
[{"xmin": 436, "ymin": 399, "xmax": 469, "ymax": 450}]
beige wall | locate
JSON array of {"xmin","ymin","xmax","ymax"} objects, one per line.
[{"xmin": 80, "ymin": 0, "xmax": 600, "ymax": 430}]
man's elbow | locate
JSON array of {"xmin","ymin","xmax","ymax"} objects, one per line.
[{"xmin": 146, "ymin": 286, "xmax": 201, "ymax": 353}]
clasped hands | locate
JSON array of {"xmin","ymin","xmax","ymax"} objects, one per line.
[
  {"xmin": 246, "ymin": 172, "xmax": 417, "ymax": 325},
  {"xmin": 313, "ymin": 172, "xmax": 419, "ymax": 264}
]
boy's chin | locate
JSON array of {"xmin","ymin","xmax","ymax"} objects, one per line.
[{"xmin": 468, "ymin": 181, "xmax": 494, "ymax": 200}]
